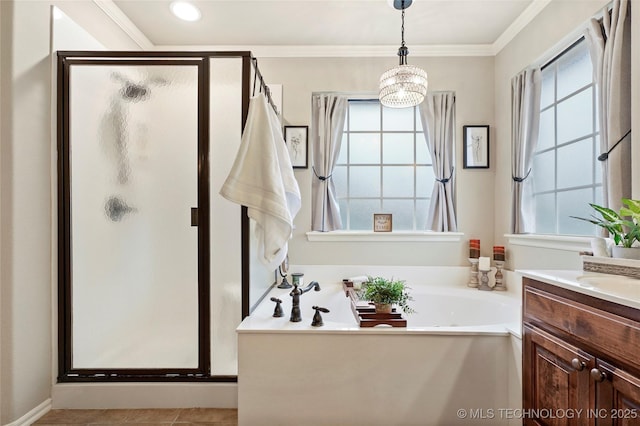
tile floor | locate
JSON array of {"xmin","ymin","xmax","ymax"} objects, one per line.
[{"xmin": 33, "ymin": 408, "xmax": 238, "ymax": 425}]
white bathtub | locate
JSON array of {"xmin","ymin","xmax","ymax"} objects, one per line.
[
  {"xmin": 400, "ymin": 285, "xmax": 519, "ymax": 328},
  {"xmin": 240, "ymin": 273, "xmax": 521, "ymax": 333},
  {"xmin": 238, "ymin": 266, "xmax": 523, "ymax": 426}
]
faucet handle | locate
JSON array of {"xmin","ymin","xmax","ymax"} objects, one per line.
[
  {"xmin": 311, "ymin": 306, "xmax": 330, "ymax": 327},
  {"xmin": 270, "ymin": 297, "xmax": 284, "ymax": 317}
]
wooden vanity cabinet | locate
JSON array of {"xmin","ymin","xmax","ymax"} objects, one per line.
[
  {"xmin": 523, "ymin": 324, "xmax": 595, "ymax": 425},
  {"xmin": 523, "ymin": 277, "xmax": 640, "ymax": 426},
  {"xmin": 595, "ymin": 359, "xmax": 640, "ymax": 425}
]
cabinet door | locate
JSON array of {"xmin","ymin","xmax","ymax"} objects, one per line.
[
  {"xmin": 524, "ymin": 325, "xmax": 596, "ymax": 426},
  {"xmin": 592, "ymin": 359, "xmax": 640, "ymax": 426}
]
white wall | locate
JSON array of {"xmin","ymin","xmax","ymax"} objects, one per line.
[
  {"xmin": 493, "ymin": 0, "xmax": 611, "ymax": 271},
  {"xmin": 0, "ymin": 1, "xmax": 138, "ymax": 423},
  {"xmin": 258, "ymin": 56, "xmax": 495, "ymax": 267},
  {"xmin": 1, "ymin": 2, "xmax": 57, "ymax": 422}
]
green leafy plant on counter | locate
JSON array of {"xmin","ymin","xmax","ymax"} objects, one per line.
[
  {"xmin": 571, "ymin": 198, "xmax": 640, "ymax": 248},
  {"xmin": 362, "ymin": 276, "xmax": 415, "ymax": 314}
]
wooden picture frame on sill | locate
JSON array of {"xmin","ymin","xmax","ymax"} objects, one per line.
[
  {"xmin": 284, "ymin": 125, "xmax": 308, "ymax": 169},
  {"xmin": 373, "ymin": 214, "xmax": 393, "ymax": 232}
]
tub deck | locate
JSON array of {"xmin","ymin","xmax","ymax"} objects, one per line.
[{"xmin": 237, "ymin": 280, "xmax": 521, "ymax": 337}]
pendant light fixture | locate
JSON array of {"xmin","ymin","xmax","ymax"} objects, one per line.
[{"xmin": 379, "ymin": 0, "xmax": 428, "ymax": 108}]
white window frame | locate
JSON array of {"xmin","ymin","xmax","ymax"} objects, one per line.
[
  {"xmin": 307, "ymin": 97, "xmax": 463, "ymax": 242},
  {"xmin": 532, "ymin": 37, "xmax": 601, "ymax": 237},
  {"xmin": 338, "ymin": 99, "xmax": 430, "ymax": 231}
]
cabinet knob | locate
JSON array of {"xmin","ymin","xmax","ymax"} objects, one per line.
[
  {"xmin": 590, "ymin": 368, "xmax": 607, "ymax": 382},
  {"xmin": 571, "ymin": 358, "xmax": 586, "ymax": 371}
]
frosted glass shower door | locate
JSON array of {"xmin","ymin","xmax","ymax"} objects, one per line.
[{"xmin": 68, "ymin": 63, "xmax": 201, "ymax": 369}]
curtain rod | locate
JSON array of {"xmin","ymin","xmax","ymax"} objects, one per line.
[
  {"xmin": 531, "ymin": 1, "xmax": 613, "ymax": 74},
  {"xmin": 540, "ymin": 36, "xmax": 585, "ymax": 71}
]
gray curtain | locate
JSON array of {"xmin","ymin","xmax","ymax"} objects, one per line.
[
  {"xmin": 511, "ymin": 68, "xmax": 542, "ymax": 233},
  {"xmin": 311, "ymin": 94, "xmax": 348, "ymax": 231},
  {"xmin": 418, "ymin": 92, "xmax": 457, "ymax": 232},
  {"xmin": 585, "ymin": 0, "xmax": 631, "ymax": 213}
]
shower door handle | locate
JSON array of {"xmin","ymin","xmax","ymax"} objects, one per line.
[{"xmin": 191, "ymin": 207, "xmax": 198, "ymax": 226}]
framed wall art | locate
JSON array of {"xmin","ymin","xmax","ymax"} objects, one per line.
[
  {"xmin": 463, "ymin": 125, "xmax": 490, "ymax": 169},
  {"xmin": 284, "ymin": 125, "xmax": 308, "ymax": 169}
]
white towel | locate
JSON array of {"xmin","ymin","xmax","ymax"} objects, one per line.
[{"xmin": 220, "ymin": 93, "xmax": 301, "ymax": 269}]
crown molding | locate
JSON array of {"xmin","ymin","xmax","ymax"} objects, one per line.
[
  {"xmin": 92, "ymin": 0, "xmax": 154, "ymax": 50},
  {"xmin": 491, "ymin": 0, "xmax": 552, "ymax": 55},
  {"xmin": 97, "ymin": 0, "xmax": 552, "ymax": 58},
  {"xmin": 152, "ymin": 44, "xmax": 495, "ymax": 58}
]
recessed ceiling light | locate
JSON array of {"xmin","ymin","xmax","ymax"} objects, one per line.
[{"xmin": 170, "ymin": 1, "xmax": 201, "ymax": 22}]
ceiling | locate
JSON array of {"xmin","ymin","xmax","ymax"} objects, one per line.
[{"xmin": 108, "ymin": 0, "xmax": 542, "ymax": 54}]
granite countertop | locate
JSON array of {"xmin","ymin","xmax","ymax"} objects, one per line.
[{"xmin": 518, "ymin": 269, "xmax": 640, "ymax": 310}]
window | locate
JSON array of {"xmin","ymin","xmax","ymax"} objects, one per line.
[
  {"xmin": 333, "ymin": 100, "xmax": 435, "ymax": 231},
  {"xmin": 533, "ymin": 38, "xmax": 601, "ymax": 236}
]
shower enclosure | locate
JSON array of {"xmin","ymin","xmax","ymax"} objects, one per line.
[{"xmin": 57, "ymin": 51, "xmax": 275, "ymax": 381}]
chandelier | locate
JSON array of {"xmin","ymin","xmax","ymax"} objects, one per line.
[{"xmin": 379, "ymin": 0, "xmax": 428, "ymax": 108}]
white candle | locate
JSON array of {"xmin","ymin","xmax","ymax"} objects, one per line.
[{"xmin": 478, "ymin": 256, "xmax": 491, "ymax": 271}]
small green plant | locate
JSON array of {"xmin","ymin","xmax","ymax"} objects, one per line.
[
  {"xmin": 571, "ymin": 198, "xmax": 640, "ymax": 248},
  {"xmin": 362, "ymin": 276, "xmax": 415, "ymax": 314}
]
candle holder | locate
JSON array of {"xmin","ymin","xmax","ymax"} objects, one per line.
[
  {"xmin": 478, "ymin": 270, "xmax": 492, "ymax": 291},
  {"xmin": 493, "ymin": 260, "xmax": 506, "ymax": 291},
  {"xmin": 468, "ymin": 258, "xmax": 479, "ymax": 288}
]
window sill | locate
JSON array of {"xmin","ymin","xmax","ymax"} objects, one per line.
[
  {"xmin": 505, "ymin": 234, "xmax": 593, "ymax": 252},
  {"xmin": 306, "ymin": 231, "xmax": 464, "ymax": 243}
]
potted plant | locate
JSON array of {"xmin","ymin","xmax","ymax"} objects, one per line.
[
  {"xmin": 362, "ymin": 276, "xmax": 415, "ymax": 314},
  {"xmin": 571, "ymin": 198, "xmax": 640, "ymax": 259}
]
